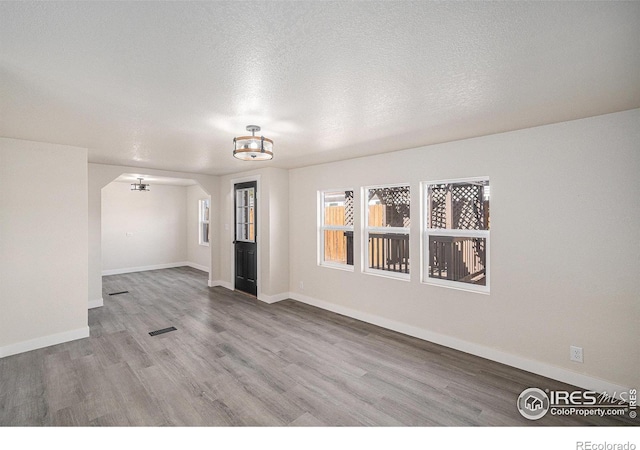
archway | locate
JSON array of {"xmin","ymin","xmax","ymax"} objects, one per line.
[{"xmin": 88, "ymin": 163, "xmax": 218, "ymax": 309}]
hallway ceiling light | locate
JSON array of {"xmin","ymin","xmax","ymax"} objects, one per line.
[
  {"xmin": 233, "ymin": 125, "xmax": 273, "ymax": 161},
  {"xmin": 131, "ymin": 178, "xmax": 150, "ymax": 191}
]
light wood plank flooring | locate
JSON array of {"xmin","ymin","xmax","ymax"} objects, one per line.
[{"xmin": 0, "ymin": 267, "xmax": 634, "ymax": 426}]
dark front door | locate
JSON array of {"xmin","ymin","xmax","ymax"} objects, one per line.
[{"xmin": 234, "ymin": 181, "xmax": 257, "ymax": 296}]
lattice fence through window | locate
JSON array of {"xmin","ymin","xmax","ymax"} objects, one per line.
[
  {"xmin": 369, "ymin": 187, "xmax": 410, "ymax": 227},
  {"xmin": 344, "ymin": 190, "xmax": 354, "ymax": 226},
  {"xmin": 428, "ymin": 182, "xmax": 488, "ymax": 268},
  {"xmin": 452, "ymin": 184, "xmax": 484, "ymax": 230},
  {"xmin": 430, "ymin": 186, "xmax": 447, "ymax": 228}
]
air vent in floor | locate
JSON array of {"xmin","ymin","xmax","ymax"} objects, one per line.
[{"xmin": 149, "ymin": 327, "xmax": 177, "ymax": 336}]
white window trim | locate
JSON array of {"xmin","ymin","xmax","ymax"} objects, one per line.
[
  {"xmin": 318, "ymin": 189, "xmax": 355, "ymax": 271},
  {"xmin": 363, "ymin": 267, "xmax": 411, "ymax": 281},
  {"xmin": 362, "ymin": 183, "xmax": 411, "ymax": 280},
  {"xmin": 235, "ymin": 186, "xmax": 256, "ymax": 243},
  {"xmin": 421, "ymin": 177, "xmax": 490, "ymax": 294},
  {"xmin": 198, "ymin": 198, "xmax": 210, "ymax": 247}
]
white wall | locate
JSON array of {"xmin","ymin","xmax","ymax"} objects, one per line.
[
  {"xmin": 288, "ymin": 109, "xmax": 640, "ymax": 391},
  {"xmin": 266, "ymin": 169, "xmax": 290, "ymax": 296},
  {"xmin": 187, "ymin": 184, "xmax": 211, "ymax": 271},
  {"xmin": 101, "ymin": 182, "xmax": 188, "ymax": 273},
  {"xmin": 217, "ymin": 167, "xmax": 289, "ymax": 301},
  {"xmin": 0, "ymin": 137, "xmax": 89, "ymax": 357}
]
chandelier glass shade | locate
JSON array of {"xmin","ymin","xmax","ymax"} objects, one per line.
[{"xmin": 233, "ymin": 125, "xmax": 273, "ymax": 161}]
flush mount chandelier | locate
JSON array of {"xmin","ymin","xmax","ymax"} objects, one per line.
[
  {"xmin": 131, "ymin": 178, "xmax": 150, "ymax": 191},
  {"xmin": 233, "ymin": 125, "xmax": 273, "ymax": 161}
]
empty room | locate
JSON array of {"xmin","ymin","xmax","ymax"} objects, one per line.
[{"xmin": 1, "ymin": 1, "xmax": 638, "ymax": 447}]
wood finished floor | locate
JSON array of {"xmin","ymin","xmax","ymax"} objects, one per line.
[{"xmin": 0, "ymin": 267, "xmax": 634, "ymax": 426}]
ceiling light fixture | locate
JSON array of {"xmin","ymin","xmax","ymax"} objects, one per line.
[
  {"xmin": 233, "ymin": 125, "xmax": 273, "ymax": 161},
  {"xmin": 131, "ymin": 178, "xmax": 150, "ymax": 191}
]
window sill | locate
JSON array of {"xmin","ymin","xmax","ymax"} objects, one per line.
[
  {"xmin": 199, "ymin": 243, "xmax": 210, "ymax": 247},
  {"xmin": 422, "ymin": 278, "xmax": 490, "ymax": 295},
  {"xmin": 363, "ymin": 268, "xmax": 410, "ymax": 281},
  {"xmin": 319, "ymin": 262, "xmax": 354, "ymax": 272}
]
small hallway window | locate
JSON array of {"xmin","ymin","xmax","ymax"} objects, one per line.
[{"xmin": 199, "ymin": 198, "xmax": 210, "ymax": 246}]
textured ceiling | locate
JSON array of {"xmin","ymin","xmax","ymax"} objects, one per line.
[{"xmin": 1, "ymin": 1, "xmax": 639, "ymax": 175}]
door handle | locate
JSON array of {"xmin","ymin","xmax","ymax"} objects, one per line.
[{"xmin": 233, "ymin": 240, "xmax": 237, "ymax": 244}]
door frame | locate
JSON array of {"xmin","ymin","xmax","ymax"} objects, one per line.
[{"xmin": 229, "ymin": 174, "xmax": 261, "ymax": 298}]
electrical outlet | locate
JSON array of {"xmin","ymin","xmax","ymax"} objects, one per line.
[
  {"xmin": 299, "ymin": 281, "xmax": 304, "ymax": 291},
  {"xmin": 570, "ymin": 346, "xmax": 583, "ymax": 363}
]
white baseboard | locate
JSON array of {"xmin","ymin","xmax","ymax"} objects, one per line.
[
  {"xmin": 209, "ymin": 280, "xmax": 233, "ymax": 290},
  {"xmin": 0, "ymin": 326, "xmax": 90, "ymax": 359},
  {"xmin": 258, "ymin": 292, "xmax": 291, "ymax": 304},
  {"xmin": 88, "ymin": 298, "xmax": 103, "ymax": 309},
  {"xmin": 186, "ymin": 262, "xmax": 209, "ymax": 272},
  {"xmin": 289, "ymin": 292, "xmax": 631, "ymax": 399},
  {"xmin": 102, "ymin": 262, "xmax": 189, "ymax": 276},
  {"xmin": 102, "ymin": 261, "xmax": 210, "ymax": 276},
  {"xmin": 208, "ymin": 283, "xmax": 289, "ymax": 304}
]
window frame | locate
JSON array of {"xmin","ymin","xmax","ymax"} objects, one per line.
[
  {"xmin": 235, "ymin": 186, "xmax": 256, "ymax": 243},
  {"xmin": 362, "ymin": 183, "xmax": 411, "ymax": 281},
  {"xmin": 318, "ymin": 188, "xmax": 355, "ymax": 271},
  {"xmin": 422, "ymin": 177, "xmax": 490, "ymax": 294},
  {"xmin": 198, "ymin": 198, "xmax": 210, "ymax": 247}
]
